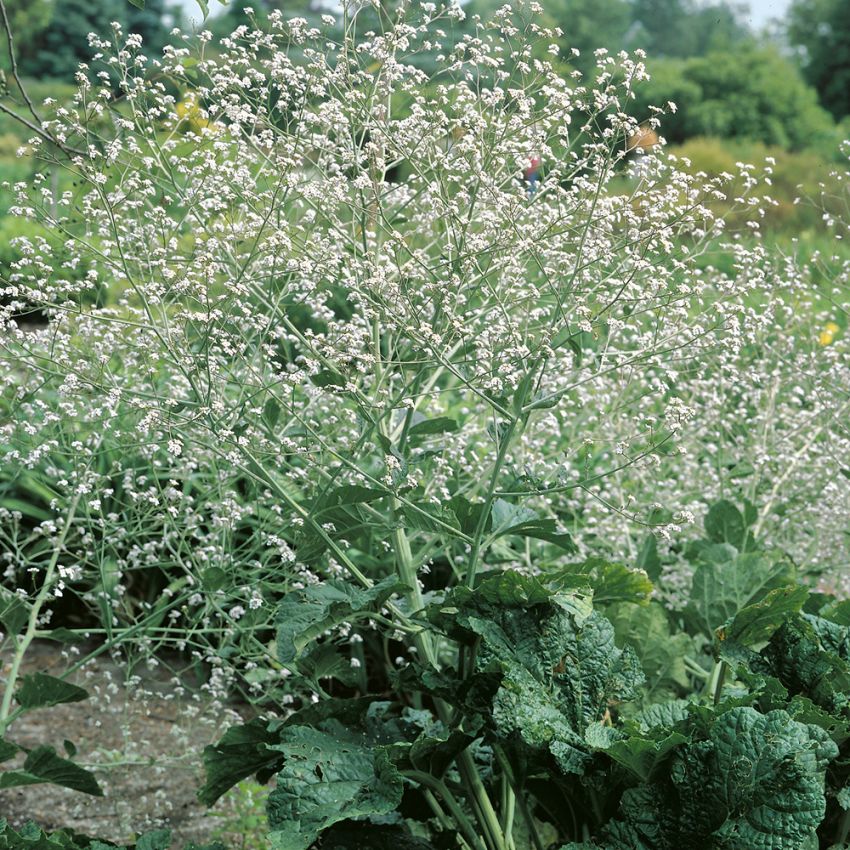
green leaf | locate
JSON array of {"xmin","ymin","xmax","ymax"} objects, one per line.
[
  {"xmin": 126, "ymin": 0, "xmax": 145, "ymax": 8},
  {"xmin": 407, "ymin": 416, "xmax": 458, "ymax": 438},
  {"xmin": 491, "ymin": 500, "xmax": 576, "ymax": 551},
  {"xmin": 297, "ymin": 644, "xmax": 359, "ymax": 687},
  {"xmin": 685, "ymin": 549, "xmax": 794, "ymax": 640},
  {"xmin": 319, "ymin": 823, "xmax": 436, "ymax": 850},
  {"xmin": 635, "ymin": 534, "xmax": 661, "ymax": 581},
  {"xmin": 717, "ymin": 584, "xmax": 809, "ymax": 646},
  {"xmin": 757, "ymin": 615, "xmax": 850, "ymax": 713},
  {"xmin": 607, "ymin": 602, "xmax": 694, "ymax": 705},
  {"xmin": 430, "ymin": 571, "xmax": 642, "ymax": 775},
  {"xmin": 276, "ymin": 575, "xmax": 405, "ymax": 664},
  {"xmin": 262, "ymin": 398, "xmax": 281, "ymax": 430},
  {"xmin": 266, "ymin": 726, "xmax": 403, "ymax": 850},
  {"xmin": 0, "ymin": 746, "xmax": 102, "ymax": 796},
  {"xmin": 15, "ymin": 673, "xmax": 89, "ymax": 710},
  {"xmin": 589, "ymin": 727, "xmax": 688, "ymax": 782},
  {"xmin": 135, "ymin": 831, "xmax": 171, "ymax": 850},
  {"xmin": 0, "ymin": 589, "xmax": 30, "ymax": 636},
  {"xmin": 703, "ymin": 500, "xmax": 746, "ymax": 547},
  {"xmin": 0, "ymin": 739, "xmax": 18, "ymax": 763},
  {"xmin": 310, "ymin": 370, "xmax": 346, "ymax": 389},
  {"xmin": 551, "ymin": 558, "xmax": 652, "ymax": 606},
  {"xmin": 608, "ymin": 707, "xmax": 837, "ymax": 850},
  {"xmin": 198, "ymin": 717, "xmax": 284, "ymax": 806}
]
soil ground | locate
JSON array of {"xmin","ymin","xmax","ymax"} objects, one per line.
[{"xmin": 1, "ymin": 640, "xmax": 256, "ymax": 846}]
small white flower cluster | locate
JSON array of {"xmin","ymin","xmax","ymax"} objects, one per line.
[{"xmin": 1, "ymin": 0, "xmax": 848, "ymax": 713}]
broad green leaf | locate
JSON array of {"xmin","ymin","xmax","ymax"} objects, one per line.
[
  {"xmin": 318, "ymin": 823, "xmax": 436, "ymax": 850},
  {"xmin": 266, "ymin": 726, "xmax": 403, "ymax": 850},
  {"xmin": 717, "ymin": 584, "xmax": 809, "ymax": 647},
  {"xmin": 704, "ymin": 708, "xmax": 835, "ymax": 847},
  {"xmin": 491, "ymin": 498, "xmax": 538, "ymax": 532},
  {"xmin": 685, "ymin": 550, "xmax": 794, "ymax": 639},
  {"xmin": 15, "ymin": 673, "xmax": 89, "ymax": 710},
  {"xmin": 607, "ymin": 602, "xmax": 693, "ymax": 705},
  {"xmin": 757, "ymin": 615, "xmax": 850, "ymax": 712},
  {"xmin": 608, "ymin": 708, "xmax": 837, "ymax": 850},
  {"xmin": 310, "ymin": 370, "xmax": 346, "ymax": 388},
  {"xmin": 276, "ymin": 575, "xmax": 405, "ymax": 663},
  {"xmin": 491, "ymin": 501, "xmax": 576, "ymax": 551},
  {"xmin": 297, "ymin": 644, "xmax": 359, "ymax": 687},
  {"xmin": 551, "ymin": 558, "xmax": 653, "ymax": 606},
  {"xmin": 136, "ymin": 831, "xmax": 171, "ymax": 850},
  {"xmin": 589, "ymin": 727, "xmax": 688, "ymax": 781},
  {"xmin": 262, "ymin": 398, "xmax": 281, "ymax": 430},
  {"xmin": 431, "ymin": 572, "xmax": 642, "ymax": 774},
  {"xmin": 704, "ymin": 499, "xmax": 747, "ymax": 547},
  {"xmin": 0, "ymin": 745, "xmax": 102, "ymax": 796},
  {"xmin": 198, "ymin": 717, "xmax": 284, "ymax": 806},
  {"xmin": 407, "ymin": 416, "xmax": 458, "ymax": 438},
  {"xmin": 127, "ymin": 0, "xmax": 145, "ymax": 8}
]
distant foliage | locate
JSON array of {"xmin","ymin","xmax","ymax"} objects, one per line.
[
  {"xmin": 788, "ymin": 0, "xmax": 850, "ymax": 120},
  {"xmin": 631, "ymin": 47, "xmax": 834, "ymax": 150}
]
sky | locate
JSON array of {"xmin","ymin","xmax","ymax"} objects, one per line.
[{"xmin": 174, "ymin": 0, "xmax": 794, "ymax": 31}]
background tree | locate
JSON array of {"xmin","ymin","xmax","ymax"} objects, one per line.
[
  {"xmin": 0, "ymin": 0, "xmax": 53, "ymax": 73},
  {"xmin": 630, "ymin": 47, "xmax": 834, "ymax": 150},
  {"xmin": 630, "ymin": 0, "xmax": 748, "ymax": 58},
  {"xmin": 788, "ymin": 0, "xmax": 850, "ymax": 119}
]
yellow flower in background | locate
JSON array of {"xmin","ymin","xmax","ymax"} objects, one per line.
[{"xmin": 819, "ymin": 321, "xmax": 840, "ymax": 346}]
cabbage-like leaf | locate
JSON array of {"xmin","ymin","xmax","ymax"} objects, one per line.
[
  {"xmin": 266, "ymin": 726, "xmax": 403, "ymax": 850},
  {"xmin": 276, "ymin": 575, "xmax": 405, "ymax": 663},
  {"xmin": 605, "ymin": 707, "xmax": 837, "ymax": 850}
]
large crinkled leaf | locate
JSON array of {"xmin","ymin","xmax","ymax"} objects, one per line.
[
  {"xmin": 685, "ymin": 549, "xmax": 794, "ymax": 640},
  {"xmin": 429, "ymin": 570, "xmax": 642, "ymax": 776},
  {"xmin": 15, "ymin": 673, "xmax": 89, "ymax": 711},
  {"xmin": 0, "ymin": 745, "xmax": 102, "ymax": 796},
  {"xmin": 717, "ymin": 584, "xmax": 809, "ymax": 647},
  {"xmin": 756, "ymin": 614, "xmax": 850, "ymax": 712},
  {"xmin": 276, "ymin": 575, "xmax": 405, "ymax": 663},
  {"xmin": 708, "ymin": 708, "xmax": 835, "ymax": 848},
  {"xmin": 550, "ymin": 558, "xmax": 653, "ymax": 607},
  {"xmin": 198, "ymin": 717, "xmax": 284, "ymax": 805},
  {"xmin": 606, "ymin": 707, "xmax": 837, "ymax": 850},
  {"xmin": 266, "ymin": 726, "xmax": 403, "ymax": 850}
]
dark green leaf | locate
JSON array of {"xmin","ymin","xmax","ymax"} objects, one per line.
[
  {"xmin": 717, "ymin": 584, "xmax": 809, "ymax": 647},
  {"xmin": 310, "ymin": 370, "xmax": 346, "ymax": 389},
  {"xmin": 0, "ymin": 739, "xmax": 18, "ymax": 763},
  {"xmin": 266, "ymin": 726, "xmax": 403, "ymax": 850},
  {"xmin": 407, "ymin": 417, "xmax": 458, "ymax": 438},
  {"xmin": 262, "ymin": 398, "xmax": 281, "ymax": 430},
  {"xmin": 0, "ymin": 746, "xmax": 102, "ymax": 796},
  {"xmin": 276, "ymin": 575, "xmax": 405, "ymax": 664},
  {"xmin": 704, "ymin": 500, "xmax": 746, "ymax": 547},
  {"xmin": 15, "ymin": 673, "xmax": 88, "ymax": 711},
  {"xmin": 198, "ymin": 718, "xmax": 284, "ymax": 806},
  {"xmin": 0, "ymin": 590, "xmax": 30, "ymax": 636}
]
